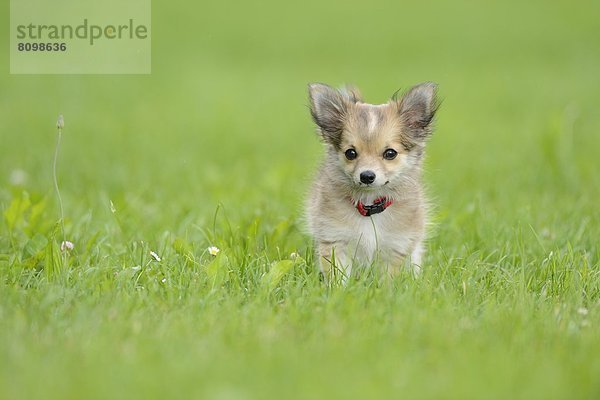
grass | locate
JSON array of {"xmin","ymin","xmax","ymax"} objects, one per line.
[{"xmin": 1, "ymin": 0, "xmax": 599, "ymax": 398}]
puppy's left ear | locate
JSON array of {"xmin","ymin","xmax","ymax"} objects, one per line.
[{"xmin": 397, "ymin": 82, "xmax": 439, "ymax": 142}]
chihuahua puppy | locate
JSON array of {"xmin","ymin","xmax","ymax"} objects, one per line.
[{"xmin": 306, "ymin": 82, "xmax": 438, "ymax": 281}]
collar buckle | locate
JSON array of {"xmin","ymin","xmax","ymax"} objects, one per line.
[{"xmin": 355, "ymin": 197, "xmax": 393, "ymax": 217}]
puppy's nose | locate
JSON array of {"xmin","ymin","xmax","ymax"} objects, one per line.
[{"xmin": 359, "ymin": 170, "xmax": 376, "ymax": 184}]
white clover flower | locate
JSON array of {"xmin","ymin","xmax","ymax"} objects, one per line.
[
  {"xmin": 60, "ymin": 240, "xmax": 74, "ymax": 252},
  {"xmin": 208, "ymin": 246, "xmax": 220, "ymax": 256},
  {"xmin": 150, "ymin": 251, "xmax": 161, "ymax": 262}
]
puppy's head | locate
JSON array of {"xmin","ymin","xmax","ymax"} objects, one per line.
[{"xmin": 308, "ymin": 82, "xmax": 438, "ymax": 192}]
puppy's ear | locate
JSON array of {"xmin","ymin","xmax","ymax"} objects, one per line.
[
  {"xmin": 396, "ymin": 82, "xmax": 439, "ymax": 144},
  {"xmin": 308, "ymin": 83, "xmax": 352, "ymax": 148}
]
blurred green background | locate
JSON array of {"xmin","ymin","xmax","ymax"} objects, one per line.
[
  {"xmin": 2, "ymin": 0, "xmax": 598, "ymax": 221},
  {"xmin": 1, "ymin": 0, "xmax": 599, "ymax": 399}
]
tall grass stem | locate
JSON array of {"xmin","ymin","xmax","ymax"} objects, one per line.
[{"xmin": 54, "ymin": 115, "xmax": 66, "ymax": 265}]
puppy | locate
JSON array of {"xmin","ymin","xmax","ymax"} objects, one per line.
[{"xmin": 306, "ymin": 82, "xmax": 438, "ymax": 281}]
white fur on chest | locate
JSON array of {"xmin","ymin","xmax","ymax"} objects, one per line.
[
  {"xmin": 311, "ymin": 204, "xmax": 416, "ymax": 265},
  {"xmin": 349, "ymin": 212, "xmax": 414, "ymax": 263}
]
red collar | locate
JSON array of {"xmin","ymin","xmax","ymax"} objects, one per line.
[{"xmin": 354, "ymin": 197, "xmax": 394, "ymax": 217}]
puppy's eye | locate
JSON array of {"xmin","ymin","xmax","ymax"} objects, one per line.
[
  {"xmin": 344, "ymin": 149, "xmax": 358, "ymax": 160},
  {"xmin": 383, "ymin": 149, "xmax": 398, "ymax": 160}
]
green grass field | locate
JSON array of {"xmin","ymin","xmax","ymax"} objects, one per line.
[{"xmin": 1, "ymin": 0, "xmax": 599, "ymax": 398}]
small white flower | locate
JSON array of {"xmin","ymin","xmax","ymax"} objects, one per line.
[
  {"xmin": 161, "ymin": 278, "xmax": 167, "ymax": 283},
  {"xmin": 290, "ymin": 252, "xmax": 299, "ymax": 260},
  {"xmin": 60, "ymin": 240, "xmax": 74, "ymax": 252},
  {"xmin": 9, "ymin": 169, "xmax": 28, "ymax": 186},
  {"xmin": 208, "ymin": 246, "xmax": 220, "ymax": 256},
  {"xmin": 577, "ymin": 307, "xmax": 589, "ymax": 316},
  {"xmin": 150, "ymin": 251, "xmax": 161, "ymax": 262}
]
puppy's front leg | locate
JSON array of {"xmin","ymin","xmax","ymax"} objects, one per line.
[
  {"xmin": 386, "ymin": 244, "xmax": 422, "ymax": 278},
  {"xmin": 409, "ymin": 242, "xmax": 423, "ymax": 276},
  {"xmin": 318, "ymin": 241, "xmax": 352, "ymax": 285}
]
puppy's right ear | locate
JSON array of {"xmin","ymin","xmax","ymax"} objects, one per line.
[{"xmin": 308, "ymin": 83, "xmax": 349, "ymax": 148}]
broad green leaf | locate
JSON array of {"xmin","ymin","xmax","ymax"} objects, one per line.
[
  {"xmin": 262, "ymin": 260, "xmax": 294, "ymax": 290},
  {"xmin": 205, "ymin": 254, "xmax": 229, "ymax": 288},
  {"xmin": 27, "ymin": 196, "xmax": 48, "ymax": 233},
  {"xmin": 4, "ymin": 191, "xmax": 31, "ymax": 231},
  {"xmin": 44, "ymin": 239, "xmax": 62, "ymax": 279}
]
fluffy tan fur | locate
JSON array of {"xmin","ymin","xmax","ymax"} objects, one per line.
[{"xmin": 306, "ymin": 82, "xmax": 439, "ymax": 282}]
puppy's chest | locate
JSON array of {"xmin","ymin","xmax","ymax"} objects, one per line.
[{"xmin": 346, "ymin": 212, "xmax": 415, "ymax": 260}]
